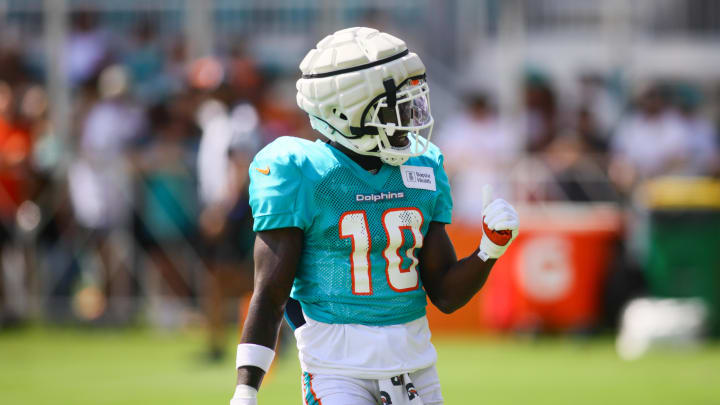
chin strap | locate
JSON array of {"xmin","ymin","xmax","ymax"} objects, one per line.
[
  {"xmin": 309, "ymin": 114, "xmax": 375, "ymax": 139},
  {"xmin": 309, "ymin": 115, "xmax": 340, "ymax": 139},
  {"xmin": 308, "ymin": 115, "xmax": 410, "ymax": 166}
]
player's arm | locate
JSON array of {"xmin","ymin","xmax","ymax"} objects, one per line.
[
  {"xmin": 419, "ymin": 222, "xmax": 494, "ymax": 313},
  {"xmin": 419, "ymin": 186, "xmax": 518, "ymax": 314},
  {"xmin": 231, "ymin": 227, "xmax": 303, "ymax": 405}
]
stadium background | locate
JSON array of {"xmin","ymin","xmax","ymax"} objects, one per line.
[{"xmin": 1, "ymin": 0, "xmax": 719, "ymax": 403}]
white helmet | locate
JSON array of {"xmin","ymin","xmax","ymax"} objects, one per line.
[{"xmin": 296, "ymin": 27, "xmax": 433, "ymax": 166}]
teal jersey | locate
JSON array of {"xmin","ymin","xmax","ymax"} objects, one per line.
[{"xmin": 248, "ymin": 137, "xmax": 453, "ymax": 326}]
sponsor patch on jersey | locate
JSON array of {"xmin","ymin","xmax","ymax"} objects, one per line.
[
  {"xmin": 400, "ymin": 165, "xmax": 436, "ymax": 191},
  {"xmin": 356, "ymin": 191, "xmax": 405, "ymax": 202}
]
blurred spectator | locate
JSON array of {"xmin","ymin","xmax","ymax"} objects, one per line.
[
  {"xmin": 227, "ymin": 41, "xmax": 263, "ymax": 104},
  {"xmin": 576, "ymin": 73, "xmax": 623, "ymax": 151},
  {"xmin": 0, "ymin": 45, "xmax": 30, "ymax": 86},
  {"xmin": 196, "ymin": 100, "xmax": 259, "ymax": 359},
  {"xmin": 0, "ymin": 81, "xmax": 34, "ymax": 325},
  {"xmin": 197, "ymin": 100, "xmax": 233, "ymax": 211},
  {"xmin": 67, "ymin": 10, "xmax": 111, "ymax": 87},
  {"xmin": 67, "ymin": 65, "xmax": 146, "ymax": 321},
  {"xmin": 672, "ymin": 84, "xmax": 720, "ymax": 176},
  {"xmin": 123, "ymin": 19, "xmax": 169, "ymax": 104},
  {"xmin": 257, "ymin": 78, "xmax": 315, "ymax": 143},
  {"xmin": 538, "ymin": 100, "xmax": 619, "ymax": 202},
  {"xmin": 523, "ymin": 70, "xmax": 558, "ymax": 153},
  {"xmin": 133, "ymin": 101, "xmax": 199, "ymax": 303},
  {"xmin": 436, "ymin": 92, "xmax": 522, "ymax": 223},
  {"xmin": 542, "ymin": 131, "xmax": 618, "ymax": 202},
  {"xmin": 0, "ymin": 82, "xmax": 33, "ymax": 224},
  {"xmin": 164, "ymin": 39, "xmax": 190, "ymax": 95},
  {"xmin": 609, "ymin": 85, "xmax": 690, "ymax": 195},
  {"xmin": 574, "ymin": 107, "xmax": 607, "ymax": 156},
  {"xmin": 70, "ymin": 65, "xmax": 146, "ymax": 229}
]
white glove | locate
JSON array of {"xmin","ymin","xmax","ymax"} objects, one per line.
[
  {"xmin": 478, "ymin": 185, "xmax": 519, "ymax": 261},
  {"xmin": 230, "ymin": 385, "xmax": 258, "ymax": 405}
]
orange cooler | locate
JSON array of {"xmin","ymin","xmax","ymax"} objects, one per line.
[{"xmin": 427, "ymin": 203, "xmax": 622, "ymax": 333}]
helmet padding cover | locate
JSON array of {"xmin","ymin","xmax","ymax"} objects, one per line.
[{"xmin": 296, "ymin": 27, "xmax": 427, "ymax": 158}]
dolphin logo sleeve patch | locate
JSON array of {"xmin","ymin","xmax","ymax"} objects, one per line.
[{"xmin": 400, "ymin": 165, "xmax": 436, "ymax": 191}]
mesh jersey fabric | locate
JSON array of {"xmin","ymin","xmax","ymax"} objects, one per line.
[{"xmin": 249, "ymin": 136, "xmax": 452, "ymax": 326}]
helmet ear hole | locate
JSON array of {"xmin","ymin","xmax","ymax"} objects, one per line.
[{"xmin": 332, "ymin": 108, "xmax": 348, "ymax": 121}]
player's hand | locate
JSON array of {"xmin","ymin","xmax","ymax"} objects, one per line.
[
  {"xmin": 230, "ymin": 385, "xmax": 258, "ymax": 405},
  {"xmin": 478, "ymin": 185, "xmax": 519, "ymax": 261}
]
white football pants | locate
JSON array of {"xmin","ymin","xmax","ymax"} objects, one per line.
[{"xmin": 300, "ymin": 365, "xmax": 443, "ymax": 405}]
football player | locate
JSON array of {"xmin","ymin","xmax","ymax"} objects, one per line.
[{"xmin": 230, "ymin": 27, "xmax": 519, "ymax": 405}]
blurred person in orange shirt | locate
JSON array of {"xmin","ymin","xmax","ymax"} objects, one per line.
[
  {"xmin": 0, "ymin": 81, "xmax": 33, "ymax": 325},
  {"xmin": 0, "ymin": 82, "xmax": 32, "ymax": 223}
]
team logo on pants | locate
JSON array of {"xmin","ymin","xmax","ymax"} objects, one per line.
[
  {"xmin": 406, "ymin": 383, "xmax": 418, "ymax": 400},
  {"xmin": 388, "ymin": 374, "xmax": 419, "ymax": 402},
  {"xmin": 380, "ymin": 391, "xmax": 393, "ymax": 404}
]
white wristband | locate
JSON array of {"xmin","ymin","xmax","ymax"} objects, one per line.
[
  {"xmin": 477, "ymin": 249, "xmax": 490, "ymax": 262},
  {"xmin": 236, "ymin": 343, "xmax": 275, "ymax": 372},
  {"xmin": 230, "ymin": 385, "xmax": 257, "ymax": 405},
  {"xmin": 479, "ymin": 234, "xmax": 509, "ymax": 261}
]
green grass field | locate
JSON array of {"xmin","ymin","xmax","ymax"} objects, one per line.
[{"xmin": 1, "ymin": 327, "xmax": 719, "ymax": 404}]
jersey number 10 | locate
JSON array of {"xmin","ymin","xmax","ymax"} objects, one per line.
[{"xmin": 339, "ymin": 208, "xmax": 424, "ymax": 295}]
